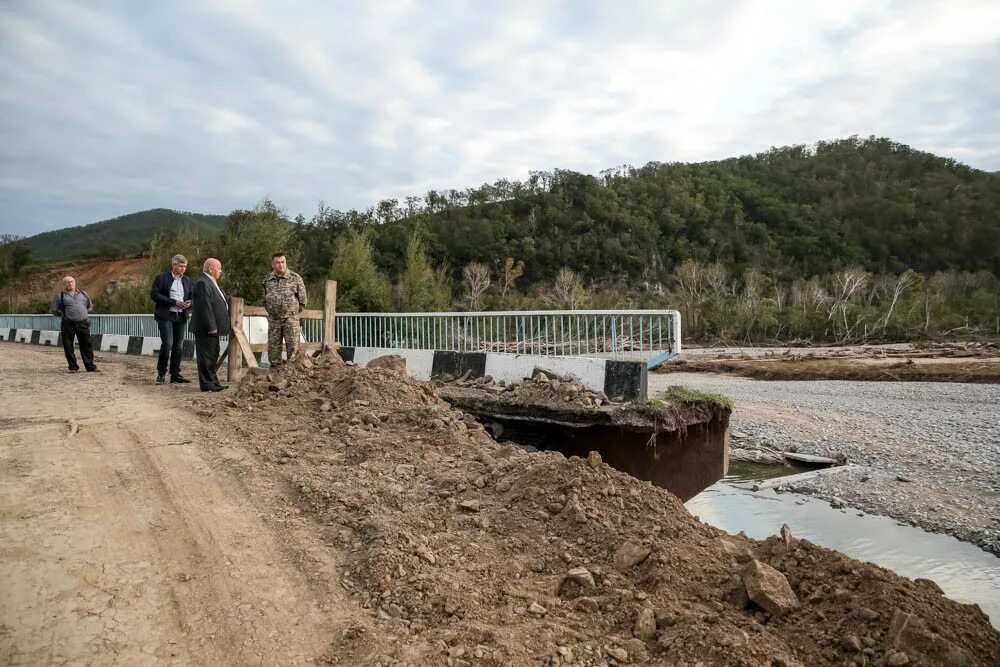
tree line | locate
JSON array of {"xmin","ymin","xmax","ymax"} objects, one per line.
[{"xmin": 9, "ymin": 136, "xmax": 1000, "ymax": 343}]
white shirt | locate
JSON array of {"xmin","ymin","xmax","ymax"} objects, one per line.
[
  {"xmin": 168, "ymin": 276, "xmax": 185, "ymax": 312},
  {"xmin": 205, "ymin": 274, "xmax": 226, "ymax": 302}
]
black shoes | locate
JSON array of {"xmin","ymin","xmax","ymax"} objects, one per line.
[
  {"xmin": 156, "ymin": 374, "xmax": 166, "ymax": 384},
  {"xmin": 170, "ymin": 375, "xmax": 191, "ymax": 384},
  {"xmin": 200, "ymin": 385, "xmax": 228, "ymax": 392}
]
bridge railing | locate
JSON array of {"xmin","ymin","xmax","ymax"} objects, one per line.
[
  {"xmin": 335, "ymin": 310, "xmax": 681, "ymax": 367},
  {"xmin": 2, "ymin": 308, "xmax": 681, "ymax": 368},
  {"xmin": 0, "ymin": 314, "xmax": 316, "ymax": 340}
]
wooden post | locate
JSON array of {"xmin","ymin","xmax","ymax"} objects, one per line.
[
  {"xmin": 323, "ymin": 280, "xmax": 337, "ymax": 349},
  {"xmin": 228, "ymin": 296, "xmax": 244, "ymax": 382}
]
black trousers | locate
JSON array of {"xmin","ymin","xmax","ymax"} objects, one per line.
[
  {"xmin": 194, "ymin": 333, "xmax": 221, "ymax": 389},
  {"xmin": 156, "ymin": 313, "xmax": 187, "ymax": 377},
  {"xmin": 61, "ymin": 318, "xmax": 95, "ymax": 371}
]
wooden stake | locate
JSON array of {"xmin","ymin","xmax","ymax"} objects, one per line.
[
  {"xmin": 324, "ymin": 280, "xmax": 337, "ymax": 348},
  {"xmin": 228, "ymin": 297, "xmax": 244, "ymax": 382}
]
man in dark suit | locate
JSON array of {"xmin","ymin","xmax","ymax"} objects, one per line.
[
  {"xmin": 189, "ymin": 258, "xmax": 230, "ymax": 392},
  {"xmin": 149, "ymin": 254, "xmax": 194, "ymax": 384}
]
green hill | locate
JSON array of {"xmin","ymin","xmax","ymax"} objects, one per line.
[
  {"xmin": 25, "ymin": 209, "xmax": 227, "ymax": 263},
  {"xmin": 326, "ymin": 136, "xmax": 999, "ymax": 284}
]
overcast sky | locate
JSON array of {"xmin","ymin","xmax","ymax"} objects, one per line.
[{"xmin": 1, "ymin": 0, "xmax": 998, "ymax": 236}]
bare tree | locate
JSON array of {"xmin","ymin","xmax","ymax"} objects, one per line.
[
  {"xmin": 881, "ymin": 269, "xmax": 920, "ymax": 332},
  {"xmin": 828, "ymin": 268, "xmax": 869, "ymax": 339},
  {"xmin": 544, "ymin": 267, "xmax": 585, "ymax": 309},
  {"xmin": 497, "ymin": 257, "xmax": 524, "ymax": 305},
  {"xmin": 703, "ymin": 262, "xmax": 729, "ymax": 297},
  {"xmin": 462, "ymin": 262, "xmax": 491, "ymax": 311},
  {"xmin": 673, "ymin": 260, "xmax": 727, "ymax": 336}
]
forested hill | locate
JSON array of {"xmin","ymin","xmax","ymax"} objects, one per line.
[
  {"xmin": 24, "ymin": 209, "xmax": 227, "ymax": 262},
  {"xmin": 296, "ymin": 136, "xmax": 999, "ymax": 285}
]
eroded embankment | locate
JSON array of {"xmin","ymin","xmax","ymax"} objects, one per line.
[
  {"xmin": 436, "ymin": 373, "xmax": 731, "ymax": 502},
  {"xmin": 215, "ymin": 350, "xmax": 1000, "ymax": 666}
]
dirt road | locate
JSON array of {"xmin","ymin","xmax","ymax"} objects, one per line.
[{"xmin": 0, "ymin": 344, "xmax": 366, "ymax": 665}]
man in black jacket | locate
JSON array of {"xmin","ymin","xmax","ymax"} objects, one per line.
[
  {"xmin": 189, "ymin": 258, "xmax": 230, "ymax": 392},
  {"xmin": 150, "ymin": 254, "xmax": 194, "ymax": 384}
]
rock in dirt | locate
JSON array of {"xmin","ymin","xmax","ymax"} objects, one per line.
[
  {"xmin": 741, "ymin": 559, "xmax": 798, "ymax": 616},
  {"xmin": 633, "ymin": 606, "xmax": 657, "ymax": 640},
  {"xmin": 887, "ymin": 609, "xmax": 973, "ymax": 665},
  {"xmin": 528, "ymin": 602, "xmax": 547, "ymax": 616},
  {"xmin": 565, "ymin": 566, "xmax": 596, "ymax": 589},
  {"xmin": 613, "ymin": 541, "xmax": 651, "ymax": 569},
  {"xmin": 606, "ymin": 646, "xmax": 628, "ymax": 662},
  {"xmin": 780, "ymin": 522, "xmax": 793, "ymax": 547},
  {"xmin": 587, "ymin": 450, "xmax": 603, "ymax": 469}
]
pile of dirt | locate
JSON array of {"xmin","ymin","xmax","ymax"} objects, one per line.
[
  {"xmin": 436, "ymin": 369, "xmax": 725, "ymax": 434},
  {"xmin": 217, "ymin": 351, "xmax": 999, "ymax": 665},
  {"xmin": 438, "ymin": 368, "xmax": 624, "ymax": 410}
]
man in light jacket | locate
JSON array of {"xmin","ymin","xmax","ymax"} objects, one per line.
[{"xmin": 49, "ymin": 275, "xmax": 97, "ymax": 373}]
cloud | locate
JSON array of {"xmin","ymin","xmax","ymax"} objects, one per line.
[{"xmin": 0, "ymin": 0, "xmax": 998, "ymax": 236}]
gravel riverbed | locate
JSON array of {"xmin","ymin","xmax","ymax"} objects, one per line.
[{"xmin": 650, "ymin": 372, "xmax": 1000, "ymax": 556}]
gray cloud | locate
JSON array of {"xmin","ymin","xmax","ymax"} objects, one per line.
[{"xmin": 1, "ymin": 0, "xmax": 998, "ymax": 236}]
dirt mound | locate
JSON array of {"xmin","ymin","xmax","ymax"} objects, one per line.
[
  {"xmin": 439, "ymin": 367, "xmax": 623, "ymax": 410},
  {"xmin": 217, "ymin": 351, "xmax": 1000, "ymax": 665}
]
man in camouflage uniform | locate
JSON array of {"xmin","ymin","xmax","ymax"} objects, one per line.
[{"xmin": 263, "ymin": 252, "xmax": 307, "ymax": 367}]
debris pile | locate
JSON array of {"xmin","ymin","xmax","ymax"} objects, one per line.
[
  {"xmin": 436, "ymin": 367, "xmax": 624, "ymax": 410},
  {"xmin": 217, "ymin": 351, "xmax": 999, "ymax": 665}
]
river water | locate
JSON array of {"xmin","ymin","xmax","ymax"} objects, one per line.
[{"xmin": 685, "ymin": 462, "xmax": 1000, "ymax": 628}]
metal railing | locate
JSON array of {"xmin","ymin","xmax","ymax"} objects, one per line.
[
  {"xmin": 1, "ymin": 309, "xmax": 682, "ymax": 367},
  {"xmin": 1, "ymin": 314, "xmax": 200, "ymax": 340},
  {"xmin": 0, "ymin": 314, "xmax": 199, "ymax": 340},
  {"xmin": 335, "ymin": 310, "xmax": 681, "ymax": 367}
]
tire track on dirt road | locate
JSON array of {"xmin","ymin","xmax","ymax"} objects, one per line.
[{"xmin": 0, "ymin": 343, "xmax": 365, "ymax": 665}]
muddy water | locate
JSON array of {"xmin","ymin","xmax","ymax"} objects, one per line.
[{"xmin": 685, "ymin": 462, "xmax": 1000, "ymax": 628}]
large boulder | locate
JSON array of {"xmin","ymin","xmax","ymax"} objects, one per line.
[
  {"xmin": 741, "ymin": 559, "xmax": 798, "ymax": 616},
  {"xmin": 613, "ymin": 541, "xmax": 651, "ymax": 570}
]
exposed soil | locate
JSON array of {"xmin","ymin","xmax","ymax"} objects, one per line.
[
  {"xmin": 0, "ymin": 258, "xmax": 147, "ymax": 310},
  {"xmin": 2, "ymin": 342, "xmax": 999, "ymax": 666},
  {"xmin": 658, "ymin": 348, "xmax": 1000, "ymax": 383},
  {"xmin": 435, "ymin": 368, "xmax": 727, "ymax": 432}
]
